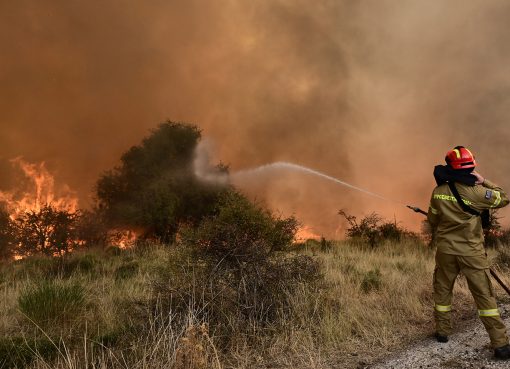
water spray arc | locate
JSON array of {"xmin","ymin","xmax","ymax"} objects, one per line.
[
  {"xmin": 231, "ymin": 161, "xmax": 404, "ymax": 205},
  {"xmin": 194, "ymin": 141, "xmax": 417, "ymax": 212},
  {"xmin": 233, "ymin": 161, "xmax": 430, "ymax": 218}
]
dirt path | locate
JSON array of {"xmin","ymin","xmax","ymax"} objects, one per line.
[{"xmin": 370, "ymin": 304, "xmax": 510, "ymax": 369}]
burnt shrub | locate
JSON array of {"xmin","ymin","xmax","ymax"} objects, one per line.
[{"xmin": 152, "ymin": 191, "xmax": 322, "ymax": 346}]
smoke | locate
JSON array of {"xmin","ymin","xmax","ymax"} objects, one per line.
[
  {"xmin": 2, "ymin": 1, "xmax": 510, "ymax": 236},
  {"xmin": 193, "ymin": 140, "xmax": 229, "ymax": 185}
]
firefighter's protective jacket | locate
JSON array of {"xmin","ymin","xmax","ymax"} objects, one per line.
[{"xmin": 427, "ymin": 180, "xmax": 509, "ymax": 256}]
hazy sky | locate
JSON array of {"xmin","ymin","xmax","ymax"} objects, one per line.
[{"xmin": 1, "ymin": 0, "xmax": 510, "ymax": 236}]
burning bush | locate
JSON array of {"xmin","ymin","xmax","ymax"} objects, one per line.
[
  {"xmin": 153, "ymin": 191, "xmax": 322, "ymax": 347},
  {"xmin": 96, "ymin": 121, "xmax": 229, "ymax": 243},
  {"xmin": 13, "ymin": 205, "xmax": 81, "ymax": 257}
]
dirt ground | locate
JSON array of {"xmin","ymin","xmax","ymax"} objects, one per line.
[{"xmin": 370, "ymin": 304, "xmax": 510, "ymax": 369}]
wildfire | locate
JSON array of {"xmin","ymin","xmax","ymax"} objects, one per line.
[
  {"xmin": 0, "ymin": 158, "xmax": 79, "ymax": 219},
  {"xmin": 109, "ymin": 228, "xmax": 143, "ymax": 249},
  {"xmin": 295, "ymin": 226, "xmax": 321, "ymax": 242}
]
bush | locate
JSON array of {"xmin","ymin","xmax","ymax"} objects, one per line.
[
  {"xmin": 18, "ymin": 281, "xmax": 86, "ymax": 328},
  {"xmin": 153, "ymin": 191, "xmax": 322, "ymax": 346},
  {"xmin": 338, "ymin": 210, "xmax": 419, "ymax": 248},
  {"xmin": 181, "ymin": 191, "xmax": 299, "ymax": 264},
  {"xmin": 13, "ymin": 205, "xmax": 81, "ymax": 257}
]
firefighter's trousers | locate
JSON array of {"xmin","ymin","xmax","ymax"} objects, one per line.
[{"xmin": 433, "ymin": 251, "xmax": 508, "ymax": 348}]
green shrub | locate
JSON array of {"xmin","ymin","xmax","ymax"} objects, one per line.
[
  {"xmin": 153, "ymin": 191, "xmax": 322, "ymax": 346},
  {"xmin": 181, "ymin": 191, "xmax": 298, "ymax": 264},
  {"xmin": 0, "ymin": 337, "xmax": 57, "ymax": 368},
  {"xmin": 361, "ymin": 269, "xmax": 382, "ymax": 293},
  {"xmin": 18, "ymin": 281, "xmax": 86, "ymax": 328}
]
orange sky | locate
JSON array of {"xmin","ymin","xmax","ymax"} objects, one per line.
[{"xmin": 1, "ymin": 1, "xmax": 510, "ymax": 236}]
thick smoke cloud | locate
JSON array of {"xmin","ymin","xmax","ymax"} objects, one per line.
[{"xmin": 1, "ymin": 0, "xmax": 510, "ymax": 236}]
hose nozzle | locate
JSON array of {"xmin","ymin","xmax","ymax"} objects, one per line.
[{"xmin": 407, "ymin": 205, "xmax": 428, "ymax": 216}]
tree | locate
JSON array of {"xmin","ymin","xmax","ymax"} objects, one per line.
[
  {"xmin": 96, "ymin": 121, "xmax": 228, "ymax": 242},
  {"xmin": 14, "ymin": 205, "xmax": 81, "ymax": 257}
]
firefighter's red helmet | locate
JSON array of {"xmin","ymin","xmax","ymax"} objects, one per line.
[{"xmin": 445, "ymin": 146, "xmax": 477, "ymax": 170}]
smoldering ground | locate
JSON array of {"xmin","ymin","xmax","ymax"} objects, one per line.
[{"xmin": 1, "ymin": 1, "xmax": 510, "ymax": 236}]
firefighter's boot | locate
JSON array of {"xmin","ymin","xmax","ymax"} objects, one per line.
[
  {"xmin": 435, "ymin": 333, "xmax": 448, "ymax": 343},
  {"xmin": 495, "ymin": 344, "xmax": 510, "ymax": 360}
]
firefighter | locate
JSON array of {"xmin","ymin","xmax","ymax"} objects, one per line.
[{"xmin": 428, "ymin": 146, "xmax": 510, "ymax": 359}]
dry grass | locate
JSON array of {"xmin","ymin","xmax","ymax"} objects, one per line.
[{"xmin": 0, "ymin": 240, "xmax": 501, "ymax": 369}]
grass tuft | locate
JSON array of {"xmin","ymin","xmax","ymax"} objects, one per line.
[{"xmin": 18, "ymin": 281, "xmax": 86, "ymax": 328}]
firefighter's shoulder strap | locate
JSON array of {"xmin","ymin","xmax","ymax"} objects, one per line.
[
  {"xmin": 447, "ymin": 182, "xmax": 480, "ymax": 216},
  {"xmin": 447, "ymin": 182, "xmax": 490, "ymax": 228}
]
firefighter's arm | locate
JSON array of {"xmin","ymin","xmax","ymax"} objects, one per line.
[
  {"xmin": 427, "ymin": 194, "xmax": 440, "ymax": 227},
  {"xmin": 471, "ymin": 179, "xmax": 510, "ymax": 210}
]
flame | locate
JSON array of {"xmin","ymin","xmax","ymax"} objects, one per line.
[
  {"xmin": 108, "ymin": 228, "xmax": 143, "ymax": 249},
  {"xmin": 295, "ymin": 226, "xmax": 321, "ymax": 242},
  {"xmin": 0, "ymin": 158, "xmax": 78, "ymax": 219}
]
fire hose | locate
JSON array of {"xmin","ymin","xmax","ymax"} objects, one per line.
[{"xmin": 407, "ymin": 205, "xmax": 510, "ymax": 296}]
